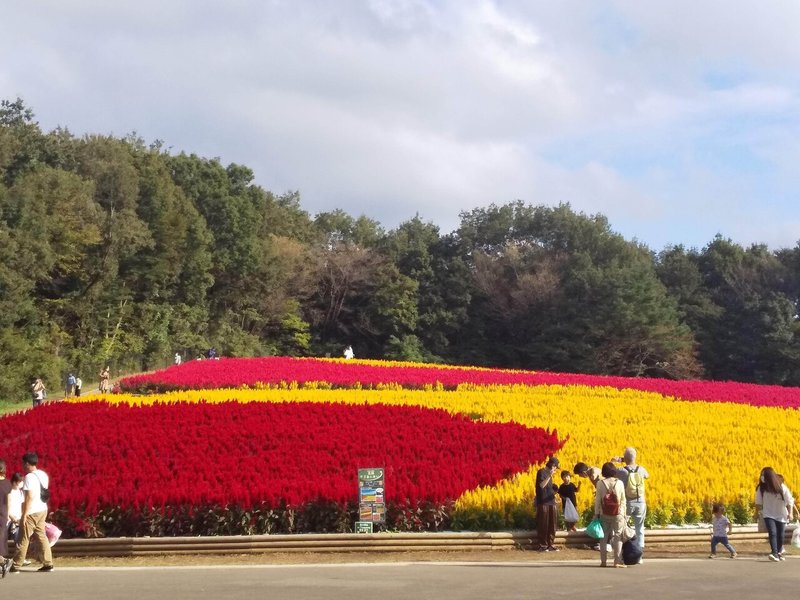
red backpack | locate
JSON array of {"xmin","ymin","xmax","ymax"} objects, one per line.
[{"xmin": 601, "ymin": 479, "xmax": 620, "ymax": 516}]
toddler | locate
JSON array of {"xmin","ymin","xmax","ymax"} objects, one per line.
[
  {"xmin": 709, "ymin": 503, "xmax": 737, "ymax": 558},
  {"xmin": 558, "ymin": 471, "xmax": 581, "ymax": 531}
]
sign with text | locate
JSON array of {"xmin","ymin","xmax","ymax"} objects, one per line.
[
  {"xmin": 357, "ymin": 467, "xmax": 385, "ymax": 528},
  {"xmin": 355, "ymin": 521, "xmax": 373, "ymax": 534}
]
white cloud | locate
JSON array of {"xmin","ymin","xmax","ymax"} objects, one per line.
[{"xmin": 2, "ymin": 0, "xmax": 799, "ymax": 249}]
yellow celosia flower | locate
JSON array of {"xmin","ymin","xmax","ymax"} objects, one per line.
[{"xmin": 74, "ymin": 383, "xmax": 799, "ymax": 521}]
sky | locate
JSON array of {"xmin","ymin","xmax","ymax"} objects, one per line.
[{"xmin": 2, "ymin": 0, "xmax": 800, "ymax": 251}]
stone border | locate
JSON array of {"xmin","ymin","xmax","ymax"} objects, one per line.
[{"xmin": 36, "ymin": 525, "xmax": 794, "ymax": 557}]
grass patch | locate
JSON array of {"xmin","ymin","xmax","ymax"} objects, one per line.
[{"xmin": 0, "ymin": 398, "xmax": 30, "ymax": 416}]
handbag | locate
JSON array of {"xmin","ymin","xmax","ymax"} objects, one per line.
[
  {"xmin": 791, "ymin": 522, "xmax": 800, "ymax": 549},
  {"xmin": 564, "ymin": 498, "xmax": 580, "ymax": 523},
  {"xmin": 622, "ymin": 539, "xmax": 643, "ymax": 565},
  {"xmin": 34, "ymin": 472, "xmax": 50, "ymax": 503},
  {"xmin": 586, "ymin": 517, "xmax": 605, "ymax": 540},
  {"xmin": 622, "ymin": 522, "xmax": 636, "ymax": 542},
  {"xmin": 45, "ymin": 522, "xmax": 62, "ymax": 547}
]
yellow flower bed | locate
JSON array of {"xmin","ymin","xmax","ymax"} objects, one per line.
[{"xmin": 77, "ymin": 384, "xmax": 799, "ymax": 522}]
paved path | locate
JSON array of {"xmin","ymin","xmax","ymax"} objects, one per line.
[{"xmin": 3, "ymin": 557, "xmax": 799, "ymax": 599}]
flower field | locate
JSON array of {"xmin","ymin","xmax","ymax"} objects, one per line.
[
  {"xmin": 0, "ymin": 399, "xmax": 559, "ymax": 536},
  {"xmin": 119, "ymin": 356, "xmax": 800, "ymax": 408},
  {"xmin": 2, "ymin": 357, "xmax": 799, "ymax": 537}
]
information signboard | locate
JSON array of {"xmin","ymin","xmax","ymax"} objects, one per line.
[{"xmin": 357, "ymin": 467, "xmax": 385, "ymax": 530}]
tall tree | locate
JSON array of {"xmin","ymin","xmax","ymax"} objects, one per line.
[
  {"xmin": 692, "ymin": 237, "xmax": 798, "ymax": 383},
  {"xmin": 383, "ymin": 216, "xmax": 470, "ymax": 361},
  {"xmin": 453, "ymin": 203, "xmax": 700, "ymax": 377}
]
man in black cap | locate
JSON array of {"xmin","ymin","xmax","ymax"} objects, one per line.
[{"xmin": 535, "ymin": 456, "xmax": 561, "ymax": 551}]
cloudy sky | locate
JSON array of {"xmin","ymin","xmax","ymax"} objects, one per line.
[{"xmin": 3, "ymin": 1, "xmax": 800, "ymax": 250}]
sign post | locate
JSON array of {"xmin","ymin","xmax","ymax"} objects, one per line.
[{"xmin": 356, "ymin": 467, "xmax": 385, "ymax": 533}]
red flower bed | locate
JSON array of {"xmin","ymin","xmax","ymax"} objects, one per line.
[
  {"xmin": 0, "ymin": 400, "xmax": 561, "ymax": 537},
  {"xmin": 118, "ymin": 357, "xmax": 800, "ymax": 408}
]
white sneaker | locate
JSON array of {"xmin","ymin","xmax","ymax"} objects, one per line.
[{"xmin": 769, "ymin": 554, "xmax": 780, "ymax": 562}]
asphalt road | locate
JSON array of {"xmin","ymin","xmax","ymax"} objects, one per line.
[{"xmin": 2, "ymin": 557, "xmax": 799, "ymax": 600}]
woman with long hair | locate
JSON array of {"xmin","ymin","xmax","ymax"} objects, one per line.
[
  {"xmin": 755, "ymin": 467, "xmax": 795, "ymax": 561},
  {"xmin": 594, "ymin": 462, "xmax": 628, "ymax": 568}
]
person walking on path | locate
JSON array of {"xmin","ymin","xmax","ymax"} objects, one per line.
[
  {"xmin": 99, "ymin": 366, "xmax": 110, "ymax": 393},
  {"xmin": 595, "ymin": 462, "xmax": 628, "ymax": 568},
  {"xmin": 535, "ymin": 457, "xmax": 561, "ymax": 552},
  {"xmin": 612, "ymin": 447, "xmax": 649, "ymax": 556},
  {"xmin": 65, "ymin": 373, "xmax": 76, "ymax": 398},
  {"xmin": 0, "ymin": 460, "xmax": 13, "ymax": 577},
  {"xmin": 9, "ymin": 452, "xmax": 53, "ymax": 573},
  {"xmin": 755, "ymin": 467, "xmax": 795, "ymax": 561},
  {"xmin": 709, "ymin": 503, "xmax": 737, "ymax": 559},
  {"xmin": 75, "ymin": 376, "xmax": 82, "ymax": 397},
  {"xmin": 30, "ymin": 378, "xmax": 46, "ymax": 408}
]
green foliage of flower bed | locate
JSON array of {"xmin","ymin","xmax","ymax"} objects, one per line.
[{"xmin": 50, "ymin": 500, "xmax": 458, "ymax": 538}]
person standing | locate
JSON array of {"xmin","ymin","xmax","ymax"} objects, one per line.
[
  {"xmin": 343, "ymin": 345, "xmax": 355, "ymax": 360},
  {"xmin": 595, "ymin": 462, "xmax": 628, "ymax": 568},
  {"xmin": 535, "ymin": 457, "xmax": 560, "ymax": 552},
  {"xmin": 174, "ymin": 353, "xmax": 182, "ymax": 365},
  {"xmin": 75, "ymin": 376, "xmax": 82, "ymax": 397},
  {"xmin": 0, "ymin": 460, "xmax": 12, "ymax": 577},
  {"xmin": 755, "ymin": 467, "xmax": 795, "ymax": 561},
  {"xmin": 558, "ymin": 470, "xmax": 581, "ymax": 531},
  {"xmin": 613, "ymin": 447, "xmax": 649, "ymax": 557},
  {"xmin": 574, "ymin": 461, "xmax": 603, "ymax": 550},
  {"xmin": 7, "ymin": 473, "xmax": 24, "ymax": 544},
  {"xmin": 9, "ymin": 452, "xmax": 53, "ymax": 573},
  {"xmin": 99, "ymin": 366, "xmax": 110, "ymax": 393},
  {"xmin": 65, "ymin": 373, "xmax": 76, "ymax": 398},
  {"xmin": 31, "ymin": 378, "xmax": 46, "ymax": 408}
]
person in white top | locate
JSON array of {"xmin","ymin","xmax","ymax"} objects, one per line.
[
  {"xmin": 343, "ymin": 345, "xmax": 354, "ymax": 360},
  {"xmin": 755, "ymin": 466, "xmax": 796, "ymax": 562},
  {"xmin": 7, "ymin": 473, "xmax": 24, "ymax": 538},
  {"xmin": 31, "ymin": 378, "xmax": 46, "ymax": 407},
  {"xmin": 9, "ymin": 452, "xmax": 53, "ymax": 573}
]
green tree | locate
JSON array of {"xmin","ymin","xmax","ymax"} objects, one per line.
[
  {"xmin": 383, "ymin": 216, "xmax": 470, "ymax": 361},
  {"xmin": 453, "ymin": 203, "xmax": 700, "ymax": 377},
  {"xmin": 692, "ymin": 237, "xmax": 799, "ymax": 383}
]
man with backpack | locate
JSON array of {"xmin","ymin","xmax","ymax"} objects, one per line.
[
  {"xmin": 8, "ymin": 452, "xmax": 53, "ymax": 573},
  {"xmin": 613, "ymin": 447, "xmax": 649, "ymax": 561},
  {"xmin": 65, "ymin": 373, "xmax": 76, "ymax": 398}
]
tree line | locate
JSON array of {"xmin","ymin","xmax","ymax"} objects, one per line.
[{"xmin": 1, "ymin": 98, "xmax": 799, "ymax": 400}]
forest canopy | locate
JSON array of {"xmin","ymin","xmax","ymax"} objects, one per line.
[{"xmin": 2, "ymin": 98, "xmax": 800, "ymax": 400}]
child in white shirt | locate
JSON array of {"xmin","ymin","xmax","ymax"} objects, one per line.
[
  {"xmin": 7, "ymin": 473, "xmax": 24, "ymax": 543},
  {"xmin": 709, "ymin": 503, "xmax": 737, "ymax": 559}
]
